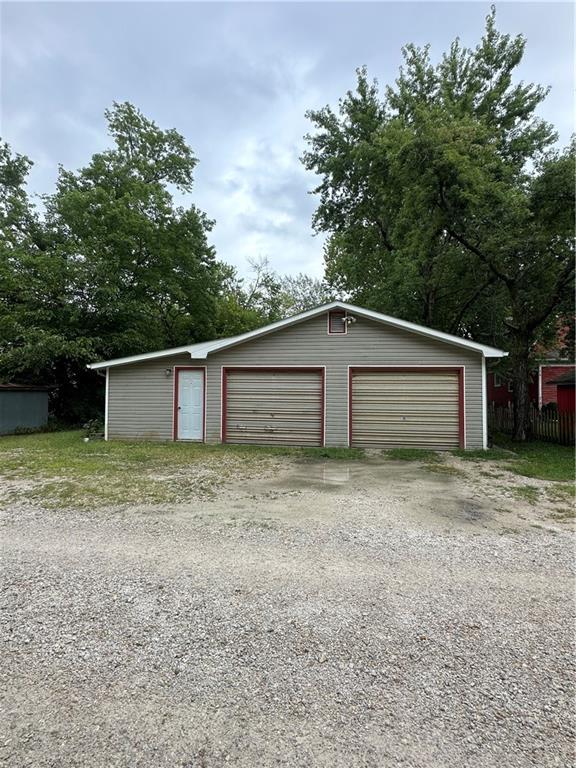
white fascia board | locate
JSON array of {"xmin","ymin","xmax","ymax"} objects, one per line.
[
  {"xmin": 87, "ymin": 300, "xmax": 507, "ymax": 370},
  {"xmin": 203, "ymin": 301, "xmax": 508, "ymax": 358},
  {"xmin": 481, "ymin": 357, "xmax": 488, "ymax": 449},
  {"xmin": 201, "ymin": 303, "xmax": 344, "ymax": 354},
  {"xmin": 336, "ymin": 303, "xmax": 508, "ymax": 358},
  {"xmin": 87, "ymin": 343, "xmax": 210, "ymax": 370}
]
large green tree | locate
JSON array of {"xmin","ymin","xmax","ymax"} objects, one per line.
[
  {"xmin": 303, "ymin": 9, "xmax": 574, "ymax": 439},
  {"xmin": 0, "ymin": 105, "xmax": 336, "ymax": 422},
  {"xmin": 0, "ymin": 104, "xmax": 223, "ymax": 420}
]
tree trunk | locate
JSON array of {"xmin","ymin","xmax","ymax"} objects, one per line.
[{"xmin": 510, "ymin": 332, "xmax": 532, "ymax": 442}]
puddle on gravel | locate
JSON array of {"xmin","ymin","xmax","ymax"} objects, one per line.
[
  {"xmin": 258, "ymin": 459, "xmax": 450, "ymax": 493},
  {"xmin": 147, "ymin": 458, "xmax": 531, "ymax": 534},
  {"xmin": 231, "ymin": 459, "xmax": 502, "ymax": 531}
]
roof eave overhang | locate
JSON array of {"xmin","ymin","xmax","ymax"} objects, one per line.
[
  {"xmin": 87, "ymin": 300, "xmax": 508, "ymax": 369},
  {"xmin": 200, "ymin": 301, "xmax": 509, "ymax": 359},
  {"xmin": 87, "ymin": 347, "xmax": 209, "ymax": 370}
]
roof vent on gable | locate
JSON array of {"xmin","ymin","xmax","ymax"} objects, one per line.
[{"xmin": 328, "ymin": 310, "xmax": 347, "ymax": 335}]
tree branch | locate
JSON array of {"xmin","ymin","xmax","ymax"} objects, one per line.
[
  {"xmin": 448, "ymin": 274, "xmax": 499, "ymax": 334},
  {"xmin": 444, "ymin": 226, "xmax": 515, "ymax": 289},
  {"xmin": 526, "ymin": 258, "xmax": 575, "ymax": 332},
  {"xmin": 374, "ymin": 218, "xmax": 394, "ymax": 252},
  {"xmin": 435, "ymin": 179, "xmax": 515, "ymax": 289}
]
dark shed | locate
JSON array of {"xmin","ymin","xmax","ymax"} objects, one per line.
[{"xmin": 0, "ymin": 384, "xmax": 50, "ymax": 435}]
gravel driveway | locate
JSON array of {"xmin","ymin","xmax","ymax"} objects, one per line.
[{"xmin": 1, "ymin": 456, "xmax": 574, "ymax": 767}]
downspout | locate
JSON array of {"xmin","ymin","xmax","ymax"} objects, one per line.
[
  {"xmin": 482, "ymin": 356, "xmax": 488, "ymax": 449},
  {"xmin": 95, "ymin": 368, "xmax": 109, "ymax": 441}
]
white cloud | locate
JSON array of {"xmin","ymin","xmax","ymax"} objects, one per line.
[{"xmin": 1, "ymin": 0, "xmax": 572, "ymax": 282}]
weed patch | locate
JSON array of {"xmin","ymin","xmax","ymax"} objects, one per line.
[
  {"xmin": 453, "ymin": 447, "xmax": 513, "ymax": 462},
  {"xmin": 549, "ymin": 508, "xmax": 575, "ymax": 521},
  {"xmin": 384, "ymin": 449, "xmax": 442, "ymax": 463},
  {"xmin": 509, "ymin": 485, "xmax": 540, "ymax": 504},
  {"xmin": 423, "ymin": 464, "xmax": 465, "ymax": 477},
  {"xmin": 547, "ymin": 484, "xmax": 575, "ymax": 503}
]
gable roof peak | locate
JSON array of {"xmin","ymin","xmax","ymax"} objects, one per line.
[{"xmin": 88, "ymin": 300, "xmax": 507, "ymax": 370}]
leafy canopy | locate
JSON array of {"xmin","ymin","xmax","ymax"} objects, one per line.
[
  {"xmin": 0, "ymin": 103, "xmax": 337, "ymax": 421},
  {"xmin": 303, "ymin": 8, "xmax": 574, "ymax": 438},
  {"xmin": 303, "ymin": 7, "xmax": 570, "ymax": 342},
  {"xmin": 0, "ymin": 104, "xmax": 222, "ymax": 419}
]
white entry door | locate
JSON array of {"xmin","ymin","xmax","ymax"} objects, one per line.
[{"xmin": 177, "ymin": 369, "xmax": 204, "ymax": 440}]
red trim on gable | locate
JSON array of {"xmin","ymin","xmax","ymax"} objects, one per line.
[
  {"xmin": 221, "ymin": 366, "xmax": 325, "ymax": 447},
  {"xmin": 173, "ymin": 366, "xmax": 206, "ymax": 442},
  {"xmin": 327, "ymin": 310, "xmax": 347, "ymax": 335},
  {"xmin": 348, "ymin": 366, "xmax": 465, "ymax": 449}
]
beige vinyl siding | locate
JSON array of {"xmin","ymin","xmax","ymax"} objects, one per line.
[
  {"xmin": 351, "ymin": 370, "xmax": 461, "ymax": 449},
  {"xmin": 206, "ymin": 316, "xmax": 483, "ymax": 448},
  {"xmin": 224, "ymin": 369, "xmax": 323, "ymax": 446},
  {"xmin": 106, "ymin": 314, "xmax": 485, "ymax": 448},
  {"xmin": 107, "ymin": 353, "xmax": 191, "ymax": 440}
]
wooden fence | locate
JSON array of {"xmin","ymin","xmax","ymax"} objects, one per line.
[{"xmin": 489, "ymin": 405, "xmax": 575, "ymax": 446}]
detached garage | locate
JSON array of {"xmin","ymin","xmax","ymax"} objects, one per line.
[{"xmin": 88, "ymin": 302, "xmax": 506, "ymax": 450}]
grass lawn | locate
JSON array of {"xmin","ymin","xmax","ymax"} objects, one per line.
[
  {"xmin": 383, "ymin": 448, "xmax": 442, "ymax": 463},
  {"xmin": 492, "ymin": 434, "xmax": 575, "ymax": 483},
  {"xmin": 0, "ymin": 431, "xmax": 363, "ymax": 509},
  {"xmin": 451, "ymin": 434, "xmax": 574, "ymax": 483},
  {"xmin": 0, "ymin": 430, "xmax": 572, "ymax": 510}
]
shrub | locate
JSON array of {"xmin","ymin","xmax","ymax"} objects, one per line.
[{"xmin": 82, "ymin": 418, "xmax": 105, "ymax": 439}]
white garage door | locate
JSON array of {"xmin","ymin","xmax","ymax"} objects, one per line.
[
  {"xmin": 351, "ymin": 369, "xmax": 462, "ymax": 450},
  {"xmin": 224, "ymin": 368, "xmax": 324, "ymax": 446}
]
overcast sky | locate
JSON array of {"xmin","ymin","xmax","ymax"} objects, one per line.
[{"xmin": 1, "ymin": 2, "xmax": 573, "ymax": 278}]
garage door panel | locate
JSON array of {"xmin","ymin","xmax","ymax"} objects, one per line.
[
  {"xmin": 356, "ymin": 420, "xmax": 460, "ymax": 429},
  {"xmin": 228, "ymin": 399, "xmax": 321, "ymax": 411},
  {"xmin": 225, "ymin": 369, "xmax": 323, "ymax": 446},
  {"xmin": 351, "ymin": 370, "xmax": 462, "ymax": 450}
]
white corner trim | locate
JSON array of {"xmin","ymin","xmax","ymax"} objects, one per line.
[
  {"xmin": 481, "ymin": 357, "xmax": 487, "ymax": 450},
  {"xmin": 104, "ymin": 368, "xmax": 109, "ymax": 441},
  {"xmin": 322, "ymin": 368, "xmax": 327, "ymax": 447},
  {"xmin": 219, "ymin": 366, "xmax": 224, "ymax": 443},
  {"xmin": 538, "ymin": 364, "xmax": 543, "ymax": 410},
  {"xmin": 462, "ymin": 365, "xmax": 467, "ymax": 450}
]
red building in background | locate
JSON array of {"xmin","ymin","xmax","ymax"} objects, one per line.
[
  {"xmin": 487, "ymin": 364, "xmax": 576, "ymax": 409},
  {"xmin": 538, "ymin": 365, "xmax": 576, "ymax": 408},
  {"xmin": 547, "ymin": 371, "xmax": 576, "ymax": 413},
  {"xmin": 488, "ymin": 320, "xmax": 575, "ymax": 410},
  {"xmin": 487, "ymin": 371, "xmax": 515, "ymax": 407}
]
